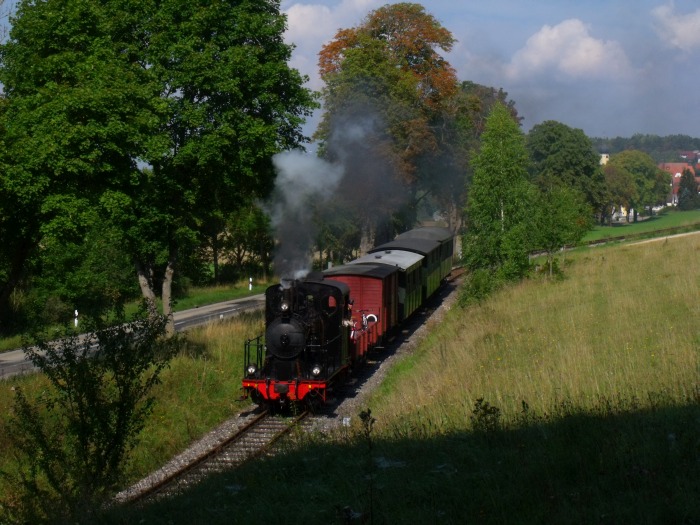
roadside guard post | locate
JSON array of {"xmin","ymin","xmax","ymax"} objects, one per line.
[{"xmin": 249, "ymin": 277, "xmax": 253, "ymax": 291}]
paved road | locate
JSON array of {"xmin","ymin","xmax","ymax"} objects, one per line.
[
  {"xmin": 628, "ymin": 229, "xmax": 700, "ymax": 245},
  {"xmin": 0, "ymin": 293, "xmax": 265, "ymax": 380}
]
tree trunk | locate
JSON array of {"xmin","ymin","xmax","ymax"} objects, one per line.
[
  {"xmin": 134, "ymin": 254, "xmax": 177, "ymax": 338},
  {"xmin": 161, "ymin": 247, "xmax": 178, "ymax": 338},
  {"xmin": 445, "ymin": 201, "xmax": 462, "ymax": 233},
  {"xmin": 359, "ymin": 219, "xmax": 376, "ymax": 255},
  {"xmin": 135, "ymin": 260, "xmax": 159, "ymax": 319}
]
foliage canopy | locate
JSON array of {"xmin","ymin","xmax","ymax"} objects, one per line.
[
  {"xmin": 316, "ymin": 2, "xmax": 459, "ymax": 242},
  {"xmin": 527, "ymin": 120, "xmax": 606, "ymax": 216},
  {"xmin": 463, "ymin": 102, "xmax": 533, "ymax": 280},
  {"xmin": 0, "ymin": 0, "xmax": 316, "ymax": 333}
]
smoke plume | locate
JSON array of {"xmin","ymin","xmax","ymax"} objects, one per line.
[{"xmin": 268, "ymin": 150, "xmax": 344, "ymax": 278}]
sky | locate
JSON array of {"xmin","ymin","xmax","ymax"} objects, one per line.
[{"xmin": 280, "ymin": 0, "xmax": 700, "ymax": 139}]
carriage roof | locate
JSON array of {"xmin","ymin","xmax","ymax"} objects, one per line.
[
  {"xmin": 323, "ymin": 262, "xmax": 398, "ymax": 279},
  {"xmin": 396, "ymin": 226, "xmax": 453, "ymax": 243},
  {"xmin": 369, "ymin": 238, "xmax": 440, "ymax": 256},
  {"xmin": 349, "ymin": 249, "xmax": 423, "ymax": 271}
]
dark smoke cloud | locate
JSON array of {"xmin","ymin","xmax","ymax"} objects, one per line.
[
  {"xmin": 267, "ymin": 103, "xmax": 410, "ymax": 279},
  {"xmin": 322, "ymin": 104, "xmax": 408, "ymax": 245}
]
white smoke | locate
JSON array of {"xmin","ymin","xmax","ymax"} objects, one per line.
[{"xmin": 268, "ymin": 150, "xmax": 344, "ymax": 278}]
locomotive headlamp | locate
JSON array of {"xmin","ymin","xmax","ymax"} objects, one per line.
[
  {"xmin": 311, "ymin": 365, "xmax": 322, "ymax": 376},
  {"xmin": 280, "ymin": 301, "xmax": 290, "ymax": 312},
  {"xmin": 246, "ymin": 364, "xmax": 257, "ymax": 376}
]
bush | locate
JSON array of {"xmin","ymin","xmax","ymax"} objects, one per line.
[
  {"xmin": 2, "ymin": 314, "xmax": 178, "ymax": 524},
  {"xmin": 458, "ymin": 268, "xmax": 502, "ymax": 307}
]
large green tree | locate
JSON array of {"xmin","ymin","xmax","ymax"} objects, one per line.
[
  {"xmin": 527, "ymin": 120, "xmax": 606, "ymax": 220},
  {"xmin": 602, "ymin": 163, "xmax": 637, "ymax": 224},
  {"xmin": 0, "ymin": 0, "xmax": 153, "ymax": 331},
  {"xmin": 463, "ymin": 102, "xmax": 534, "ymax": 280},
  {"xmin": 1, "ymin": 0, "xmax": 316, "ymax": 334}
]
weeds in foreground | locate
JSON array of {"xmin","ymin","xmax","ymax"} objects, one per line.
[
  {"xmin": 469, "ymin": 398, "xmax": 502, "ymax": 433},
  {"xmin": 359, "ymin": 409, "xmax": 376, "ymax": 525},
  {"xmin": 335, "ymin": 409, "xmax": 379, "ymax": 524}
]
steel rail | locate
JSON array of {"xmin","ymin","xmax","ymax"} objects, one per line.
[{"xmin": 125, "ymin": 409, "xmax": 309, "ymax": 505}]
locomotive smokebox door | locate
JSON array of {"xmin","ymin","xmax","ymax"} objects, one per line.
[{"xmin": 266, "ymin": 318, "xmax": 305, "ymax": 359}]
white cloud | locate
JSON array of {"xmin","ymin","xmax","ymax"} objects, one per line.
[
  {"xmin": 505, "ymin": 19, "xmax": 632, "ymax": 81},
  {"xmin": 283, "ymin": 0, "xmax": 379, "ymax": 51},
  {"xmin": 652, "ymin": 4, "xmax": 700, "ymax": 52},
  {"xmin": 284, "ymin": 4, "xmax": 336, "ymax": 44},
  {"xmin": 283, "ymin": 0, "xmax": 382, "ymax": 89}
]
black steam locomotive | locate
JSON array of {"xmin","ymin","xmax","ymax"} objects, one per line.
[{"xmin": 242, "ymin": 274, "xmax": 352, "ymax": 406}]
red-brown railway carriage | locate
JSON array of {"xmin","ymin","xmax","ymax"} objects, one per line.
[
  {"xmin": 349, "ymin": 249, "xmax": 424, "ymax": 321},
  {"xmin": 241, "ymin": 227, "xmax": 455, "ymax": 408},
  {"xmin": 322, "ymin": 263, "xmax": 399, "ymax": 360}
]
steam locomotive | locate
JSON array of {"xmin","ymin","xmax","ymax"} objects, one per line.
[{"xmin": 242, "ymin": 226, "xmax": 454, "ymax": 408}]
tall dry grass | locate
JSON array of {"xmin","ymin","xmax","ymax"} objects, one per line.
[{"xmin": 370, "ymin": 234, "xmax": 700, "ymax": 434}]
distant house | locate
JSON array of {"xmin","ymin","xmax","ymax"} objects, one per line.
[
  {"xmin": 658, "ymin": 162, "xmax": 700, "ymax": 205},
  {"xmin": 678, "ymin": 150, "xmax": 700, "ymax": 164}
]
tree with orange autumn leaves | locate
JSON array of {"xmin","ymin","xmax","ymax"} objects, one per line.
[
  {"xmin": 318, "ymin": 3, "xmax": 458, "ymax": 111},
  {"xmin": 315, "ymin": 3, "xmax": 460, "ymax": 243}
]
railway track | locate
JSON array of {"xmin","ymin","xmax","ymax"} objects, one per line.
[{"xmin": 121, "ymin": 409, "xmax": 309, "ymax": 505}]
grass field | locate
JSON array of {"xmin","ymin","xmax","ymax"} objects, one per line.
[
  {"xmin": 582, "ymin": 208, "xmax": 700, "ymax": 242},
  {"xmin": 2, "ymin": 232, "xmax": 699, "ymax": 523}
]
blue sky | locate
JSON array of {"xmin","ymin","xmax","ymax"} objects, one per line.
[{"xmin": 281, "ymin": 0, "xmax": 700, "ymax": 138}]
